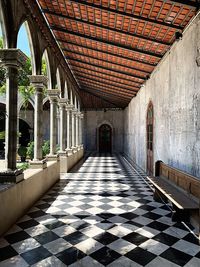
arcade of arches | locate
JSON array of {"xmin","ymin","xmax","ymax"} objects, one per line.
[{"xmin": 0, "ymin": 0, "xmax": 200, "ymax": 266}]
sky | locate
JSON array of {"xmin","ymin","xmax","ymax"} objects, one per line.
[{"xmin": 0, "ymin": 24, "xmax": 31, "ymax": 56}]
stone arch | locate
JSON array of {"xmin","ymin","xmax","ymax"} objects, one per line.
[
  {"xmin": 70, "ymin": 89, "xmax": 75, "ymax": 106},
  {"xmin": 18, "ymin": 98, "xmax": 35, "ymax": 112},
  {"xmin": 97, "ymin": 121, "xmax": 113, "ymax": 153},
  {"xmin": 65, "ymin": 80, "xmax": 70, "ymax": 100},
  {"xmin": 56, "ymin": 67, "xmax": 62, "ymax": 91},
  {"xmin": 42, "ymin": 49, "xmax": 52, "ymax": 89},
  {"xmin": 146, "ymin": 101, "xmax": 154, "ymax": 175},
  {"xmin": 96, "ymin": 120, "xmax": 114, "ymax": 152},
  {"xmin": 0, "ymin": 1, "xmax": 8, "ymax": 48},
  {"xmin": 0, "ymin": 102, "xmax": 6, "ymax": 157},
  {"xmin": 17, "ymin": 20, "xmax": 36, "ymax": 74}
]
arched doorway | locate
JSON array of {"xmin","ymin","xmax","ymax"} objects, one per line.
[
  {"xmin": 19, "ymin": 119, "xmax": 31, "ymax": 146},
  {"xmin": 146, "ymin": 102, "xmax": 154, "ymax": 175},
  {"xmin": 99, "ymin": 124, "xmax": 112, "ymax": 153}
]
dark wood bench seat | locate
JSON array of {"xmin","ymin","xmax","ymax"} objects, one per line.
[{"xmin": 147, "ymin": 161, "xmax": 200, "ymax": 223}]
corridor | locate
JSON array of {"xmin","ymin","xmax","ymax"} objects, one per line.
[{"xmin": 0, "ymin": 154, "xmax": 199, "ymax": 267}]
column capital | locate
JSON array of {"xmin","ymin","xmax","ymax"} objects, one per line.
[
  {"xmin": 80, "ymin": 113, "xmax": 84, "ymax": 119},
  {"xmin": 72, "ymin": 108, "xmax": 78, "ymax": 115},
  {"xmin": 47, "ymin": 89, "xmax": 60, "ymax": 102},
  {"xmin": 0, "ymin": 49, "xmax": 27, "ymax": 68},
  {"xmin": 29, "ymin": 75, "xmax": 48, "ymax": 89},
  {"xmin": 59, "ymin": 98, "xmax": 69, "ymax": 108},
  {"xmin": 66, "ymin": 104, "xmax": 74, "ymax": 111}
]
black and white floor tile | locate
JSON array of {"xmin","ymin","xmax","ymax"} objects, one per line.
[{"xmin": 0, "ymin": 153, "xmax": 199, "ymax": 266}]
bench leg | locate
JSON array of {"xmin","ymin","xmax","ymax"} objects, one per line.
[
  {"xmin": 171, "ymin": 207, "xmax": 190, "ymax": 222},
  {"xmin": 153, "ymin": 189, "xmax": 168, "ymax": 203}
]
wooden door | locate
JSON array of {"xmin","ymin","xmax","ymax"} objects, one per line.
[
  {"xmin": 147, "ymin": 103, "xmax": 154, "ymax": 175},
  {"xmin": 99, "ymin": 124, "xmax": 112, "ymax": 153}
]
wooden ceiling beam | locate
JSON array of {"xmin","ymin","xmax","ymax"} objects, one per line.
[
  {"xmin": 67, "ymin": 0, "xmax": 184, "ymax": 30},
  {"xmin": 81, "ymin": 85, "xmax": 132, "ymax": 101},
  {"xmin": 62, "ymin": 41, "xmax": 155, "ymax": 68},
  {"xmin": 64, "ymin": 49, "xmax": 150, "ymax": 76},
  {"xmin": 70, "ymin": 64, "xmax": 142, "ymax": 85},
  {"xmin": 76, "ymin": 73, "xmax": 138, "ymax": 92},
  {"xmin": 79, "ymin": 81, "xmax": 135, "ymax": 99},
  {"xmin": 53, "ymin": 27, "xmax": 163, "ymax": 59},
  {"xmin": 74, "ymin": 70, "xmax": 139, "ymax": 90},
  {"xmin": 43, "ymin": 9, "xmax": 171, "ymax": 46},
  {"xmin": 68, "ymin": 58, "xmax": 146, "ymax": 80},
  {"xmin": 81, "ymin": 88, "xmax": 127, "ymax": 107},
  {"xmin": 168, "ymin": 0, "xmax": 199, "ymax": 8}
]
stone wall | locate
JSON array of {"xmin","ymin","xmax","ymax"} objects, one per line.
[
  {"xmin": 124, "ymin": 13, "xmax": 200, "ymax": 178},
  {"xmin": 84, "ymin": 110, "xmax": 124, "ymax": 152}
]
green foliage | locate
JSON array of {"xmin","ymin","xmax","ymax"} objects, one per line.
[
  {"xmin": 42, "ymin": 58, "xmax": 47, "ymax": 76},
  {"xmin": 18, "ymin": 146, "xmax": 27, "ymax": 157},
  {"xmin": 0, "ymin": 37, "xmax": 3, "ymax": 48},
  {"xmin": 19, "ymin": 85, "xmax": 34, "ymax": 109},
  {"xmin": 18, "ymin": 57, "xmax": 32, "ymax": 87},
  {"xmin": 0, "ymin": 131, "xmax": 5, "ymax": 140},
  {"xmin": 17, "ymin": 162, "xmax": 29, "ymax": 171},
  {"xmin": 42, "ymin": 140, "xmax": 50, "ymax": 157},
  {"xmin": 26, "ymin": 140, "xmax": 50, "ymax": 160},
  {"xmin": 27, "ymin": 141, "xmax": 34, "ymax": 160},
  {"xmin": 0, "ymin": 37, "xmax": 6, "ymax": 89}
]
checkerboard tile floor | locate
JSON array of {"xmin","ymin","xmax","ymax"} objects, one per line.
[{"xmin": 0, "ymin": 154, "xmax": 199, "ymax": 266}]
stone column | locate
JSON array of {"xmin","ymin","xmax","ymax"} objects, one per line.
[
  {"xmin": 57, "ymin": 109, "xmax": 60, "ymax": 147},
  {"xmin": 66, "ymin": 104, "xmax": 73, "ymax": 155},
  {"xmin": 80, "ymin": 113, "xmax": 84, "ymax": 147},
  {"xmin": 47, "ymin": 89, "xmax": 60, "ymax": 160},
  {"xmin": 71, "ymin": 108, "xmax": 77, "ymax": 152},
  {"xmin": 75, "ymin": 111, "xmax": 79, "ymax": 148},
  {"xmin": 59, "ymin": 98, "xmax": 68, "ymax": 153},
  {"xmin": 29, "ymin": 75, "xmax": 48, "ymax": 169},
  {"xmin": 0, "ymin": 49, "xmax": 27, "ymax": 183}
]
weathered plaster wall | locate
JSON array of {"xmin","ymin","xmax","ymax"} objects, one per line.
[
  {"xmin": 84, "ymin": 110, "xmax": 124, "ymax": 152},
  {"xmin": 124, "ymin": 13, "xmax": 200, "ymax": 178}
]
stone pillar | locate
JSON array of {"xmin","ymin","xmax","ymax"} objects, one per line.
[
  {"xmin": 57, "ymin": 109, "xmax": 60, "ymax": 147},
  {"xmin": 0, "ymin": 49, "xmax": 27, "ymax": 183},
  {"xmin": 80, "ymin": 113, "xmax": 84, "ymax": 147},
  {"xmin": 59, "ymin": 98, "xmax": 68, "ymax": 153},
  {"xmin": 29, "ymin": 75, "xmax": 48, "ymax": 169},
  {"xmin": 71, "ymin": 108, "xmax": 77, "ymax": 152},
  {"xmin": 75, "ymin": 111, "xmax": 79, "ymax": 148},
  {"xmin": 66, "ymin": 104, "xmax": 73, "ymax": 155},
  {"xmin": 47, "ymin": 89, "xmax": 60, "ymax": 160}
]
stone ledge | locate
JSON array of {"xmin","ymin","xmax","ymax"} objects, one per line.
[
  {"xmin": 30, "ymin": 159, "xmax": 47, "ymax": 169},
  {"xmin": 0, "ymin": 169, "xmax": 24, "ymax": 184},
  {"xmin": 0, "ymin": 161, "xmax": 60, "ymax": 236}
]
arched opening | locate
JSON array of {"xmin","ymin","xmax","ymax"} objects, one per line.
[
  {"xmin": 0, "ymin": 15, "xmax": 6, "ymax": 95},
  {"xmin": 99, "ymin": 124, "xmax": 112, "ymax": 153},
  {"xmin": 42, "ymin": 49, "xmax": 51, "ymax": 89},
  {"xmin": 19, "ymin": 119, "xmax": 31, "ymax": 147},
  {"xmin": 43, "ymin": 99, "xmax": 50, "ymax": 140},
  {"xmin": 0, "ymin": 103, "xmax": 5, "ymax": 158},
  {"xmin": 0, "ymin": 2, "xmax": 7, "ymax": 48},
  {"xmin": 19, "ymin": 101, "xmax": 34, "ymax": 143},
  {"xmin": 146, "ymin": 102, "xmax": 154, "ymax": 175},
  {"xmin": 17, "ymin": 22, "xmax": 34, "ymax": 112}
]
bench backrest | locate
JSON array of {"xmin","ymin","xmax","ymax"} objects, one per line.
[{"xmin": 155, "ymin": 161, "xmax": 200, "ymax": 201}]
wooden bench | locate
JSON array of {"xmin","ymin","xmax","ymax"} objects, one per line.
[{"xmin": 147, "ymin": 161, "xmax": 200, "ymax": 223}]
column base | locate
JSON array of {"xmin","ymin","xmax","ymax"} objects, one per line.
[
  {"xmin": 80, "ymin": 144, "xmax": 84, "ymax": 149},
  {"xmin": 72, "ymin": 147, "xmax": 78, "ymax": 153},
  {"xmin": 30, "ymin": 159, "xmax": 47, "ymax": 169},
  {"xmin": 47, "ymin": 154, "xmax": 59, "ymax": 161},
  {"xmin": 59, "ymin": 151, "xmax": 67, "ymax": 157},
  {"xmin": 0, "ymin": 169, "xmax": 24, "ymax": 183},
  {"xmin": 66, "ymin": 149, "xmax": 73, "ymax": 156}
]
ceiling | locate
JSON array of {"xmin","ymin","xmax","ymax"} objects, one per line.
[{"xmin": 37, "ymin": 0, "xmax": 198, "ymax": 108}]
